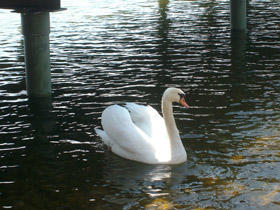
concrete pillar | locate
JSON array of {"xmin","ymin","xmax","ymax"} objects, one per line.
[
  {"xmin": 230, "ymin": 0, "xmax": 247, "ymax": 33},
  {"xmin": 21, "ymin": 11, "xmax": 52, "ymax": 98}
]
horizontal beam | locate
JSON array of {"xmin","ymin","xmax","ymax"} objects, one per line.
[{"xmin": 0, "ymin": 0, "xmax": 60, "ymax": 10}]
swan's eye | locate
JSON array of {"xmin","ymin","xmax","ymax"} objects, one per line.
[{"xmin": 178, "ymin": 93, "xmax": 185, "ymax": 99}]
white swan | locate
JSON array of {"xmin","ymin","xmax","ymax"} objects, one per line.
[{"xmin": 94, "ymin": 87, "xmax": 189, "ymax": 164}]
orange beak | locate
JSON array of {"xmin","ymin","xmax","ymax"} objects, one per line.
[{"xmin": 179, "ymin": 97, "xmax": 190, "ymax": 109}]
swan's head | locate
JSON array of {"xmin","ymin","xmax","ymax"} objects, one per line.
[{"xmin": 163, "ymin": 88, "xmax": 190, "ymax": 109}]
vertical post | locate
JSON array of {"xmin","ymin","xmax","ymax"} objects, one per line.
[
  {"xmin": 230, "ymin": 0, "xmax": 247, "ymax": 34},
  {"xmin": 21, "ymin": 11, "xmax": 52, "ymax": 98}
]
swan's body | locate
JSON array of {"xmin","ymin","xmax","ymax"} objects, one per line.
[{"xmin": 95, "ymin": 88, "xmax": 189, "ymax": 164}]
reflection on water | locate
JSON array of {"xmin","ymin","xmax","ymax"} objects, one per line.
[{"xmin": 0, "ymin": 0, "xmax": 280, "ymax": 209}]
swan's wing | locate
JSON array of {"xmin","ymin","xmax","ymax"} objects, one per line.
[
  {"xmin": 100, "ymin": 105, "xmax": 154, "ymax": 161},
  {"xmin": 96, "ymin": 104, "xmax": 172, "ymax": 163},
  {"xmin": 125, "ymin": 103, "xmax": 168, "ymax": 139},
  {"xmin": 126, "ymin": 103, "xmax": 165, "ymax": 124},
  {"xmin": 125, "ymin": 103, "xmax": 154, "ymax": 136},
  {"xmin": 145, "ymin": 105, "xmax": 169, "ymax": 142},
  {"xmin": 125, "ymin": 103, "xmax": 171, "ymax": 162}
]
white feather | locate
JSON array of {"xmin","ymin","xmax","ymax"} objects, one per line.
[{"xmin": 95, "ymin": 88, "xmax": 188, "ymax": 164}]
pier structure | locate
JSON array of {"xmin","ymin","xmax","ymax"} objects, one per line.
[
  {"xmin": 0, "ymin": 0, "xmax": 248, "ymax": 100},
  {"xmin": 0, "ymin": 0, "xmax": 63, "ymax": 99},
  {"xmin": 230, "ymin": 0, "xmax": 247, "ymax": 35}
]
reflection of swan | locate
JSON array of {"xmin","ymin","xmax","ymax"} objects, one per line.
[
  {"xmin": 102, "ymin": 157, "xmax": 173, "ymax": 184},
  {"xmin": 95, "ymin": 88, "xmax": 189, "ymax": 164},
  {"xmin": 100, "ymin": 154, "xmax": 196, "ymax": 199}
]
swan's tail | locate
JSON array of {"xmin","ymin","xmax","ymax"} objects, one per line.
[{"xmin": 94, "ymin": 127, "xmax": 113, "ymax": 147}]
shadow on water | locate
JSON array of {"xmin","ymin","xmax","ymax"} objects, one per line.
[
  {"xmin": 158, "ymin": 0, "xmax": 170, "ymax": 62},
  {"xmin": 231, "ymin": 32, "xmax": 248, "ymax": 72}
]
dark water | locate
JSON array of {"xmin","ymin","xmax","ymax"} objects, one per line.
[{"xmin": 1, "ymin": 0, "xmax": 280, "ymax": 209}]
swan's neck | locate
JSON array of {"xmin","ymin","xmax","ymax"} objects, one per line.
[
  {"xmin": 162, "ymin": 98, "xmax": 180, "ymax": 142},
  {"xmin": 162, "ymin": 97, "xmax": 186, "ymax": 162},
  {"xmin": 160, "ymin": 94, "xmax": 187, "ymax": 163}
]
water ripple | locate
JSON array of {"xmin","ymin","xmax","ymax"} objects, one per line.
[{"xmin": 0, "ymin": 0, "xmax": 280, "ymax": 209}]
